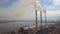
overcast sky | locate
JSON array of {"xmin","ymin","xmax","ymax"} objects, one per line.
[{"xmin": 0, "ymin": 0, "xmax": 60, "ymax": 21}]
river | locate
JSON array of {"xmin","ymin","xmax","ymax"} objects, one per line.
[{"xmin": 0, "ymin": 21, "xmax": 55, "ymax": 32}]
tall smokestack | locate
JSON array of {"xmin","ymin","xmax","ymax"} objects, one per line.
[{"xmin": 35, "ymin": 9, "xmax": 38, "ymax": 29}]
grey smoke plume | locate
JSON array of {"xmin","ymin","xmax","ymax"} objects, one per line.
[{"xmin": 0, "ymin": 0, "xmax": 36, "ymax": 20}]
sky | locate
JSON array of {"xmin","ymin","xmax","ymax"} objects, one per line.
[{"xmin": 0, "ymin": 0, "xmax": 60, "ymax": 21}]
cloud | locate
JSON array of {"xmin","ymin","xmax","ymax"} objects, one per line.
[
  {"xmin": 53, "ymin": 0, "xmax": 60, "ymax": 5},
  {"xmin": 46, "ymin": 5, "xmax": 55, "ymax": 10},
  {"xmin": 42, "ymin": 10, "xmax": 60, "ymax": 20},
  {"xmin": 44, "ymin": 0, "xmax": 60, "ymax": 10},
  {"xmin": 46, "ymin": 1, "xmax": 60, "ymax": 10},
  {"xmin": 41, "ymin": 0, "xmax": 60, "ymax": 20},
  {"xmin": 46, "ymin": 10, "xmax": 60, "ymax": 16},
  {"xmin": 53, "ymin": 0, "xmax": 60, "ymax": 2}
]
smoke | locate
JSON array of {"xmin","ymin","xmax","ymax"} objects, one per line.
[
  {"xmin": 0, "ymin": 0, "xmax": 36, "ymax": 20},
  {"xmin": 35, "ymin": 1, "xmax": 42, "ymax": 9}
]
